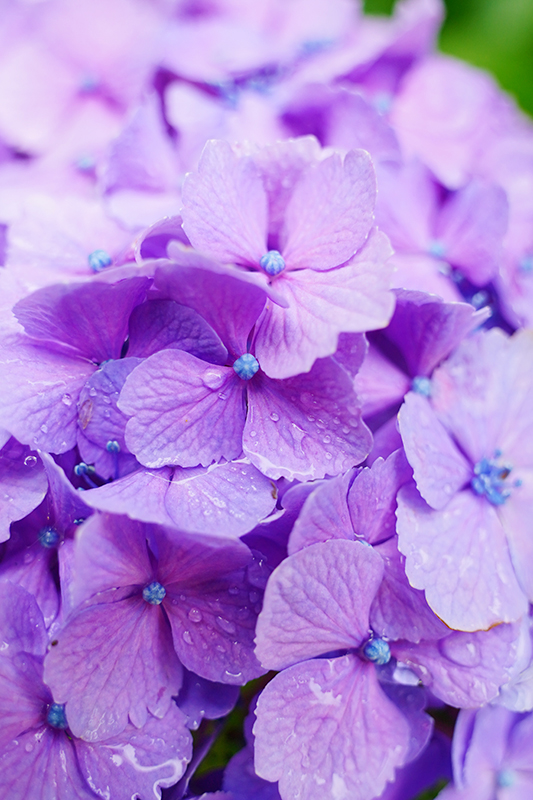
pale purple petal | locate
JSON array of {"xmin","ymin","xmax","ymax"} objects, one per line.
[
  {"xmin": 370, "ymin": 536, "xmax": 449, "ymax": 643},
  {"xmin": 0, "ymin": 580, "xmax": 48, "ymax": 657},
  {"xmin": 255, "ymin": 540, "xmax": 384, "ymax": 669},
  {"xmin": 254, "ymin": 655, "xmax": 411, "ymax": 800},
  {"xmin": 254, "ymin": 228, "xmax": 395, "ymax": 379},
  {"xmin": 43, "ymin": 594, "xmax": 183, "ymax": 741},
  {"xmin": 392, "ymin": 622, "xmax": 523, "ymax": 707},
  {"xmin": 288, "ymin": 469, "xmax": 356, "ymax": 555},
  {"xmin": 176, "ymin": 668, "xmax": 240, "ymax": 730},
  {"xmin": 396, "ymin": 483, "xmax": 528, "ymax": 631},
  {"xmin": 353, "ymin": 342, "xmax": 410, "ymax": 418},
  {"xmin": 127, "ymin": 298, "xmax": 227, "ymax": 364},
  {"xmin": 120, "ymin": 350, "xmax": 245, "ymax": 469},
  {"xmin": 154, "ymin": 260, "xmax": 266, "ymax": 358},
  {"xmin": 281, "ymin": 149, "xmax": 376, "ymax": 271},
  {"xmin": 84, "ymin": 461, "xmax": 277, "ymax": 537},
  {"xmin": 0, "ymin": 438, "xmax": 47, "ymax": 542},
  {"xmin": 245, "ymin": 359, "xmax": 371, "ymax": 481},
  {"xmin": 76, "ymin": 705, "xmax": 192, "ymax": 799},
  {"xmin": 181, "ymin": 140, "xmax": 267, "ymax": 265},
  {"xmin": 39, "ymin": 451, "xmax": 90, "ymax": 532},
  {"xmin": 69, "ymin": 513, "xmax": 152, "ymax": 607},
  {"xmin": 13, "ymin": 277, "xmax": 150, "ymax": 363},
  {"xmin": 500, "ymin": 472, "xmax": 533, "ymax": 601},
  {"xmin": 399, "ymin": 393, "xmax": 472, "ymax": 510},
  {"xmin": 0, "ymin": 335, "xmax": 94, "ymax": 453}
]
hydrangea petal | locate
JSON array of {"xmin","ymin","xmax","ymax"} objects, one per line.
[
  {"xmin": 255, "ymin": 540, "xmax": 384, "ymax": 670},
  {"xmin": 120, "ymin": 350, "xmax": 245, "ymax": 469},
  {"xmin": 353, "ymin": 342, "xmax": 411, "ymax": 418},
  {"xmin": 181, "ymin": 139, "xmax": 268, "ymax": 266},
  {"xmin": 288, "ymin": 469, "xmax": 355, "ymax": 555},
  {"xmin": 84, "ymin": 461, "xmax": 276, "ymax": 537},
  {"xmin": 254, "ymin": 229, "xmax": 394, "ymax": 379},
  {"xmin": 254, "ymin": 655, "xmax": 411, "ymax": 800},
  {"xmin": 76, "ymin": 705, "xmax": 192, "ymax": 799},
  {"xmin": 498, "ymin": 469, "xmax": 533, "ymax": 601},
  {"xmin": 0, "ymin": 581, "xmax": 48, "ymax": 658},
  {"xmin": 396, "ymin": 483, "xmax": 528, "ymax": 631},
  {"xmin": 0, "ymin": 438, "xmax": 47, "ymax": 542},
  {"xmin": 43, "ymin": 594, "xmax": 183, "ymax": 741},
  {"xmin": 399, "ymin": 392, "xmax": 472, "ymax": 510},
  {"xmin": 13, "ymin": 277, "xmax": 151, "ymax": 363},
  {"xmin": 127, "ymin": 298, "xmax": 227, "ymax": 364},
  {"xmin": 0, "ymin": 336, "xmax": 94, "ymax": 453},
  {"xmin": 281, "ymin": 149, "xmax": 376, "ymax": 271},
  {"xmin": 392, "ymin": 622, "xmax": 522, "ymax": 707},
  {"xmin": 176, "ymin": 668, "xmax": 240, "ymax": 730},
  {"xmin": 245, "ymin": 360, "xmax": 371, "ymax": 482}
]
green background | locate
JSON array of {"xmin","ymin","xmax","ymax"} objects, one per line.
[{"xmin": 364, "ymin": 0, "xmax": 533, "ymax": 117}]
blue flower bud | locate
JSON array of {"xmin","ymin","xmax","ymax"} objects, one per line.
[
  {"xmin": 39, "ymin": 526, "xmax": 60, "ymax": 548},
  {"xmin": 105, "ymin": 440, "xmax": 121, "ymax": 453},
  {"xmin": 143, "ymin": 581, "xmax": 166, "ymax": 605},
  {"xmin": 260, "ymin": 250, "xmax": 286, "ymax": 276},
  {"xmin": 88, "ymin": 250, "xmax": 112, "ymax": 273},
  {"xmin": 233, "ymin": 353, "xmax": 260, "ymax": 380},
  {"xmin": 47, "ymin": 703, "xmax": 68, "ymax": 730},
  {"xmin": 411, "ymin": 376, "xmax": 432, "ymax": 397},
  {"xmin": 363, "ymin": 637, "xmax": 391, "ymax": 665}
]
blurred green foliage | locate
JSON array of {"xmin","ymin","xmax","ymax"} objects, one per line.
[{"xmin": 364, "ymin": 0, "xmax": 533, "ymax": 117}]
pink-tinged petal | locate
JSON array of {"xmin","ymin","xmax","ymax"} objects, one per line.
[
  {"xmin": 386, "ymin": 289, "xmax": 490, "ymax": 378},
  {"xmin": 396, "ymin": 483, "xmax": 528, "ymax": 631},
  {"xmin": 254, "ymin": 655, "xmax": 411, "ymax": 800},
  {"xmin": 154, "ymin": 261, "xmax": 266, "ymax": 357},
  {"xmin": 0, "ymin": 728, "xmax": 95, "ymax": 800},
  {"xmin": 181, "ymin": 140, "xmax": 267, "ymax": 265},
  {"xmin": 120, "ymin": 350, "xmax": 245, "ymax": 469},
  {"xmin": 370, "ymin": 537, "xmax": 449, "ymax": 643},
  {"xmin": 281, "ymin": 149, "xmax": 376, "ymax": 271},
  {"xmin": 254, "ymin": 228, "xmax": 394, "ymax": 379},
  {"xmin": 256, "ymin": 540, "xmax": 384, "ymax": 670},
  {"xmin": 13, "ymin": 277, "xmax": 151, "ymax": 363},
  {"xmin": 392, "ymin": 622, "xmax": 522, "ymax": 708},
  {"xmin": 245, "ymin": 360, "xmax": 371, "ymax": 482},
  {"xmin": 0, "ymin": 336, "xmax": 95, "ymax": 453},
  {"xmin": 84, "ymin": 461, "xmax": 277, "ymax": 537},
  {"xmin": 76, "ymin": 706, "xmax": 192, "ymax": 799},
  {"xmin": 0, "ymin": 438, "xmax": 47, "ymax": 542},
  {"xmin": 288, "ymin": 469, "xmax": 355, "ymax": 555},
  {"xmin": 325, "ymin": 88, "xmax": 401, "ymax": 163},
  {"xmin": 127, "ymin": 299, "xmax": 227, "ymax": 364},
  {"xmin": 354, "ymin": 342, "xmax": 410, "ymax": 418},
  {"xmin": 69, "ymin": 513, "xmax": 152, "ymax": 607},
  {"xmin": 499, "ymin": 469, "xmax": 533, "ymax": 602},
  {"xmin": 437, "ymin": 181, "xmax": 508, "ymax": 286},
  {"xmin": 347, "ymin": 449, "xmax": 413, "ymax": 545},
  {"xmin": 0, "ymin": 581, "xmax": 48, "ymax": 657},
  {"xmin": 43, "ymin": 595, "xmax": 183, "ymax": 741},
  {"xmin": 430, "ymin": 328, "xmax": 517, "ymax": 464},
  {"xmin": 399, "ymin": 392, "xmax": 472, "ymax": 510}
]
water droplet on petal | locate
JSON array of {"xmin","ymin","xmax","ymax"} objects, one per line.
[
  {"xmin": 188, "ymin": 608, "xmax": 203, "ymax": 623},
  {"xmin": 202, "ymin": 369, "xmax": 225, "ymax": 390},
  {"xmin": 40, "ymin": 424, "xmax": 48, "ymax": 434},
  {"xmin": 182, "ymin": 630, "xmax": 193, "ymax": 645},
  {"xmin": 61, "ymin": 393, "xmax": 73, "ymax": 406},
  {"xmin": 269, "ymin": 412, "xmax": 280, "ymax": 422},
  {"xmin": 216, "ymin": 616, "xmax": 236, "ymax": 634},
  {"xmin": 24, "ymin": 456, "xmax": 37, "ymax": 467}
]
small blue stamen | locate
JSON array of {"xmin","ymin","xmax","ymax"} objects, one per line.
[
  {"xmin": 105, "ymin": 440, "xmax": 120, "ymax": 453},
  {"xmin": 142, "ymin": 581, "xmax": 166, "ymax": 605},
  {"xmin": 259, "ymin": 250, "xmax": 286, "ymax": 277},
  {"xmin": 411, "ymin": 376, "xmax": 432, "ymax": 397},
  {"xmin": 47, "ymin": 703, "xmax": 68, "ymax": 730},
  {"xmin": 363, "ymin": 637, "xmax": 391, "ymax": 665},
  {"xmin": 496, "ymin": 768, "xmax": 515, "ymax": 788},
  {"xmin": 39, "ymin": 526, "xmax": 60, "ymax": 548},
  {"xmin": 76, "ymin": 154, "xmax": 96, "ymax": 173},
  {"xmin": 428, "ymin": 240, "xmax": 446, "ymax": 259},
  {"xmin": 74, "ymin": 462, "xmax": 96, "ymax": 477},
  {"xmin": 471, "ymin": 290, "xmax": 489, "ymax": 309},
  {"xmin": 88, "ymin": 250, "xmax": 112, "ymax": 273},
  {"xmin": 471, "ymin": 455, "xmax": 512, "ymax": 506},
  {"xmin": 233, "ymin": 353, "xmax": 260, "ymax": 381}
]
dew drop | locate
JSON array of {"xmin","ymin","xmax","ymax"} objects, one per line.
[
  {"xmin": 218, "ymin": 392, "xmax": 227, "ymax": 400},
  {"xmin": 40, "ymin": 424, "xmax": 48, "ymax": 434},
  {"xmin": 325, "ymin": 452, "xmax": 332, "ymax": 460},
  {"xmin": 89, "ymin": 387, "xmax": 97, "ymax": 397},
  {"xmin": 24, "ymin": 456, "xmax": 37, "ymax": 467},
  {"xmin": 216, "ymin": 616, "xmax": 236, "ymax": 634},
  {"xmin": 25, "ymin": 743, "xmax": 33, "ymax": 753},
  {"xmin": 182, "ymin": 631, "xmax": 193, "ymax": 645},
  {"xmin": 61, "ymin": 393, "xmax": 73, "ymax": 407},
  {"xmin": 249, "ymin": 430, "xmax": 257, "ymax": 438},
  {"xmin": 323, "ymin": 434, "xmax": 331, "ymax": 444},
  {"xmin": 269, "ymin": 412, "xmax": 280, "ymax": 422},
  {"xmin": 188, "ymin": 608, "xmax": 203, "ymax": 623},
  {"xmin": 202, "ymin": 369, "xmax": 225, "ymax": 390}
]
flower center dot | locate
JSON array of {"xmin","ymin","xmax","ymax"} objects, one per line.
[
  {"xmin": 471, "ymin": 453, "xmax": 512, "ymax": 506},
  {"xmin": 233, "ymin": 353, "xmax": 260, "ymax": 380},
  {"xmin": 88, "ymin": 250, "xmax": 112, "ymax": 273},
  {"xmin": 143, "ymin": 581, "xmax": 166, "ymax": 605},
  {"xmin": 47, "ymin": 703, "xmax": 68, "ymax": 730},
  {"xmin": 363, "ymin": 637, "xmax": 391, "ymax": 665},
  {"xmin": 259, "ymin": 250, "xmax": 285, "ymax": 276},
  {"xmin": 39, "ymin": 526, "xmax": 60, "ymax": 548},
  {"xmin": 411, "ymin": 376, "xmax": 432, "ymax": 397}
]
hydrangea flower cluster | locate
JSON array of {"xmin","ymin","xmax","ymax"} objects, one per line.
[{"xmin": 1, "ymin": 0, "xmax": 533, "ymax": 798}]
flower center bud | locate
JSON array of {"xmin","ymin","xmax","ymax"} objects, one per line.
[
  {"xmin": 88, "ymin": 250, "xmax": 112, "ymax": 273},
  {"xmin": 39, "ymin": 526, "xmax": 60, "ymax": 549},
  {"xmin": 411, "ymin": 376, "xmax": 432, "ymax": 397},
  {"xmin": 259, "ymin": 250, "xmax": 286, "ymax": 276},
  {"xmin": 233, "ymin": 353, "xmax": 260, "ymax": 380},
  {"xmin": 496, "ymin": 769, "xmax": 515, "ymax": 788},
  {"xmin": 363, "ymin": 637, "xmax": 391, "ymax": 665},
  {"xmin": 471, "ymin": 453, "xmax": 513, "ymax": 506},
  {"xmin": 428, "ymin": 240, "xmax": 446, "ymax": 259},
  {"xmin": 142, "ymin": 581, "xmax": 166, "ymax": 605},
  {"xmin": 47, "ymin": 703, "xmax": 68, "ymax": 730},
  {"xmin": 105, "ymin": 440, "xmax": 121, "ymax": 453}
]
